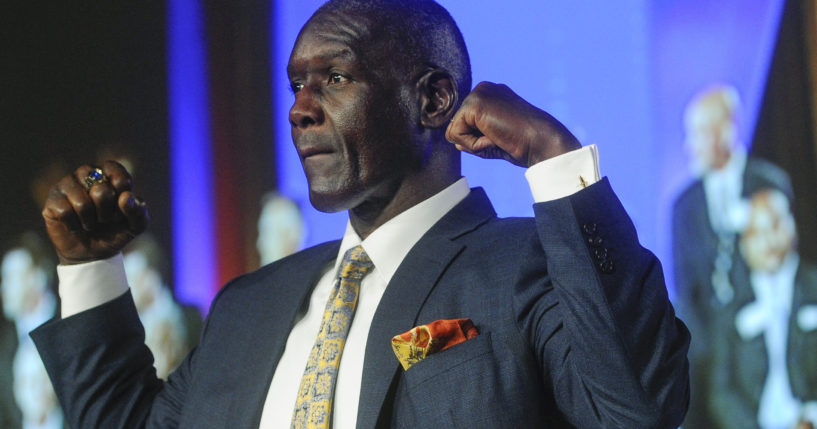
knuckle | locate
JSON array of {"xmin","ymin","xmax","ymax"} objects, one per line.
[
  {"xmin": 57, "ymin": 175, "xmax": 77, "ymax": 190},
  {"xmin": 43, "ymin": 204, "xmax": 69, "ymax": 221},
  {"xmin": 89, "ymin": 184, "xmax": 115, "ymax": 200},
  {"xmin": 111, "ymin": 175, "xmax": 132, "ymax": 191},
  {"xmin": 46, "ymin": 187, "xmax": 63, "ymax": 200},
  {"xmin": 41, "ymin": 205, "xmax": 57, "ymax": 220},
  {"xmin": 43, "ymin": 192, "xmax": 68, "ymax": 216},
  {"xmin": 73, "ymin": 199, "xmax": 93, "ymax": 216},
  {"xmin": 474, "ymin": 81, "xmax": 494, "ymax": 93}
]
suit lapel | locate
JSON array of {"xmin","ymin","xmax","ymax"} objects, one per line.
[
  {"xmin": 226, "ymin": 241, "xmax": 341, "ymax": 428},
  {"xmin": 355, "ymin": 188, "xmax": 496, "ymax": 428}
]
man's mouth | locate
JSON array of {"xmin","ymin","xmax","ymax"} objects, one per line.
[
  {"xmin": 298, "ymin": 146, "xmax": 334, "ymax": 159},
  {"xmin": 294, "ymin": 133, "xmax": 335, "ymax": 160}
]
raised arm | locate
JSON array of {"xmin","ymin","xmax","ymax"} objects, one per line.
[
  {"xmin": 32, "ymin": 162, "xmax": 189, "ymax": 427},
  {"xmin": 447, "ymin": 82, "xmax": 690, "ymax": 427}
]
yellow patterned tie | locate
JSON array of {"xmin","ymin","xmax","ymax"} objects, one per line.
[{"xmin": 291, "ymin": 245, "xmax": 374, "ymax": 429}]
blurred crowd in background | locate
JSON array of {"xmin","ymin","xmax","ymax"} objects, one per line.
[{"xmin": 674, "ymin": 85, "xmax": 817, "ymax": 429}]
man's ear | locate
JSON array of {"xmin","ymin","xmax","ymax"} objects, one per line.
[{"xmin": 417, "ymin": 69, "xmax": 458, "ymax": 129}]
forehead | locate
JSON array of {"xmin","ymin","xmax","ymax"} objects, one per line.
[{"xmin": 288, "ymin": 11, "xmax": 375, "ymax": 69}]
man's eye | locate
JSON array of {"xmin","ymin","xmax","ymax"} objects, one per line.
[
  {"xmin": 291, "ymin": 82, "xmax": 304, "ymax": 93},
  {"xmin": 328, "ymin": 73, "xmax": 345, "ymax": 85}
]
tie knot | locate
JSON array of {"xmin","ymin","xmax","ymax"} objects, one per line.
[{"xmin": 339, "ymin": 245, "xmax": 374, "ymax": 280}]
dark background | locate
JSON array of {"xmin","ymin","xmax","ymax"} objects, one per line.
[{"xmin": 1, "ymin": 2, "xmax": 171, "ymax": 261}]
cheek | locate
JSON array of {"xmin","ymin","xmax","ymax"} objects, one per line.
[{"xmin": 334, "ymin": 94, "xmax": 373, "ymax": 148}]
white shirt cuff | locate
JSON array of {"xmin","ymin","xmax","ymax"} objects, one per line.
[
  {"xmin": 58, "ymin": 253, "xmax": 129, "ymax": 318},
  {"xmin": 803, "ymin": 401, "xmax": 817, "ymax": 425},
  {"xmin": 524, "ymin": 144, "xmax": 600, "ymax": 202}
]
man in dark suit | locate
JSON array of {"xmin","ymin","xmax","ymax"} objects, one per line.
[
  {"xmin": 672, "ymin": 85, "xmax": 792, "ymax": 428},
  {"xmin": 32, "ymin": 1, "xmax": 690, "ymax": 427},
  {"xmin": 708, "ymin": 189, "xmax": 817, "ymax": 429}
]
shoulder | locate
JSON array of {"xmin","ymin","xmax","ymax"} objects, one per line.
[
  {"xmin": 796, "ymin": 261, "xmax": 817, "ymax": 291},
  {"xmin": 743, "ymin": 157, "xmax": 792, "ymax": 197},
  {"xmin": 744, "ymin": 157, "xmax": 786, "ymax": 176},
  {"xmin": 480, "ymin": 215, "xmax": 536, "ymax": 236},
  {"xmin": 252, "ymin": 241, "xmax": 339, "ymax": 279},
  {"xmin": 463, "ymin": 216, "xmax": 537, "ymax": 251},
  {"xmin": 672, "ymin": 180, "xmax": 704, "ymax": 212},
  {"xmin": 212, "ymin": 241, "xmax": 340, "ymax": 301}
]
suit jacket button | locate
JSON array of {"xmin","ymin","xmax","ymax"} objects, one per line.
[
  {"xmin": 583, "ymin": 222, "xmax": 598, "ymax": 235},
  {"xmin": 601, "ymin": 260, "xmax": 615, "ymax": 273},
  {"xmin": 588, "ymin": 236, "xmax": 603, "ymax": 247},
  {"xmin": 594, "ymin": 247, "xmax": 608, "ymax": 260}
]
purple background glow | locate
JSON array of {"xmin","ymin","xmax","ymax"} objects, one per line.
[{"xmin": 168, "ymin": 0, "xmax": 784, "ymax": 307}]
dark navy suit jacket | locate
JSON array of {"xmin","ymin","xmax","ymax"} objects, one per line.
[{"xmin": 32, "ymin": 179, "xmax": 690, "ymax": 428}]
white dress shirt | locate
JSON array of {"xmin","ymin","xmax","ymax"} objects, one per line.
[
  {"xmin": 736, "ymin": 254, "xmax": 802, "ymax": 429},
  {"xmin": 701, "ymin": 147, "xmax": 749, "ymax": 234},
  {"xmin": 56, "ymin": 145, "xmax": 600, "ymax": 428}
]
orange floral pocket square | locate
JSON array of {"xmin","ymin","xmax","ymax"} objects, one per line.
[{"xmin": 391, "ymin": 318, "xmax": 479, "ymax": 370}]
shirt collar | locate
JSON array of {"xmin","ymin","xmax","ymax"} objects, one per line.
[{"xmin": 333, "ymin": 177, "xmax": 470, "ymax": 284}]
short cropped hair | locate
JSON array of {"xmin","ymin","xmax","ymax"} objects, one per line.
[{"xmin": 312, "ymin": 0, "xmax": 472, "ymax": 97}]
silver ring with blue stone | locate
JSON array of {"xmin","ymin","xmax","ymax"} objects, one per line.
[{"xmin": 84, "ymin": 168, "xmax": 108, "ymax": 190}]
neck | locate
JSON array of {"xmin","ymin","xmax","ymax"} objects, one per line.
[{"xmin": 349, "ymin": 150, "xmax": 460, "ymax": 240}]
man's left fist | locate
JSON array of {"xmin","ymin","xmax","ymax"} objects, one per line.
[{"xmin": 445, "ymin": 81, "xmax": 581, "ymax": 167}]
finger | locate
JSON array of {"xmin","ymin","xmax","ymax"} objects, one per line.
[
  {"xmin": 42, "ymin": 187, "xmax": 82, "ymax": 233},
  {"xmin": 453, "ymin": 132, "xmax": 500, "ymax": 156},
  {"xmin": 80, "ymin": 162, "xmax": 127, "ymax": 224},
  {"xmin": 118, "ymin": 191, "xmax": 150, "ymax": 235},
  {"xmin": 101, "ymin": 160, "xmax": 133, "ymax": 193},
  {"xmin": 85, "ymin": 177, "xmax": 117, "ymax": 224},
  {"xmin": 466, "ymin": 139, "xmax": 505, "ymax": 160},
  {"xmin": 472, "ymin": 145, "xmax": 508, "ymax": 161},
  {"xmin": 60, "ymin": 170, "xmax": 98, "ymax": 231},
  {"xmin": 445, "ymin": 108, "xmax": 481, "ymax": 150},
  {"xmin": 469, "ymin": 135, "xmax": 499, "ymax": 154}
]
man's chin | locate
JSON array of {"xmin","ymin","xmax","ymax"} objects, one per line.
[{"xmin": 308, "ymin": 190, "xmax": 354, "ymax": 213}]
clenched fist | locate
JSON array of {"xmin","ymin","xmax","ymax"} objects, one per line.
[
  {"xmin": 41, "ymin": 161, "xmax": 149, "ymax": 265},
  {"xmin": 445, "ymin": 81, "xmax": 582, "ymax": 167}
]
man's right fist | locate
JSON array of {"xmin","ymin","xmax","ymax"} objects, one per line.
[{"xmin": 41, "ymin": 161, "xmax": 149, "ymax": 265}]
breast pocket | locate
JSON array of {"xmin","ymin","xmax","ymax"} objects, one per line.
[
  {"xmin": 403, "ymin": 331, "xmax": 493, "ymax": 387},
  {"xmin": 395, "ymin": 332, "xmax": 516, "ymax": 428}
]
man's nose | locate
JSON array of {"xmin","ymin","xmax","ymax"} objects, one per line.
[{"xmin": 289, "ymin": 89, "xmax": 324, "ymax": 129}]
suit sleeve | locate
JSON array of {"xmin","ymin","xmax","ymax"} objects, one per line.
[
  {"xmin": 520, "ymin": 177, "xmax": 690, "ymax": 428},
  {"xmin": 30, "ymin": 290, "xmax": 193, "ymax": 428}
]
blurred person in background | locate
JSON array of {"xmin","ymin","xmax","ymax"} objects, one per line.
[
  {"xmin": 0, "ymin": 309, "xmax": 20, "ymax": 428},
  {"xmin": 256, "ymin": 192, "xmax": 306, "ymax": 267},
  {"xmin": 123, "ymin": 234, "xmax": 202, "ymax": 379},
  {"xmin": 710, "ymin": 189, "xmax": 817, "ymax": 429},
  {"xmin": 673, "ymin": 84, "xmax": 792, "ymax": 427},
  {"xmin": 0, "ymin": 233, "xmax": 62, "ymax": 429}
]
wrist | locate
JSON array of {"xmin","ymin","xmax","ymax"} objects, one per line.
[
  {"xmin": 57, "ymin": 250, "xmax": 119, "ymax": 266},
  {"xmin": 527, "ymin": 133, "xmax": 581, "ymax": 167},
  {"xmin": 524, "ymin": 111, "xmax": 582, "ymax": 167}
]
